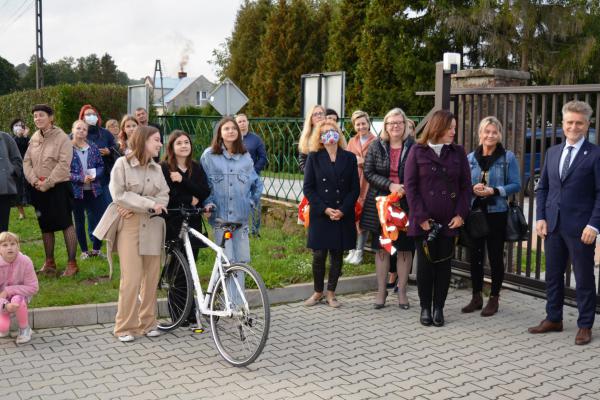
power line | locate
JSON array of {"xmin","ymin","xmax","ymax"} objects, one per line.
[{"xmin": 0, "ymin": 0, "xmax": 33, "ymax": 34}]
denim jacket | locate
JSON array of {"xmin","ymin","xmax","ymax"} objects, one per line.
[
  {"xmin": 467, "ymin": 149, "xmax": 521, "ymax": 213},
  {"xmin": 200, "ymin": 147, "xmax": 263, "ymax": 225},
  {"xmin": 70, "ymin": 142, "xmax": 104, "ymax": 199}
]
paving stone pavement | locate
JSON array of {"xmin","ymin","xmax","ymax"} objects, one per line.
[{"xmin": 2, "ymin": 287, "xmax": 600, "ymax": 400}]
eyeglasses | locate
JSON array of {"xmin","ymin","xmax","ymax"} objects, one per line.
[
  {"xmin": 385, "ymin": 121, "xmax": 405, "ymax": 127},
  {"xmin": 312, "ymin": 112, "xmax": 325, "ymax": 118}
]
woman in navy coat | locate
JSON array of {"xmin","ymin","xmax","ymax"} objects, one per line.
[{"xmin": 303, "ymin": 120, "xmax": 360, "ymax": 308}]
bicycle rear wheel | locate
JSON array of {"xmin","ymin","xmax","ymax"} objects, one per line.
[
  {"xmin": 210, "ymin": 263, "xmax": 270, "ymax": 367},
  {"xmin": 157, "ymin": 248, "xmax": 193, "ymax": 331}
]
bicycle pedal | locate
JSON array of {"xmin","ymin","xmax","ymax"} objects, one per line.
[{"xmin": 192, "ymin": 328, "xmax": 204, "ymax": 334}]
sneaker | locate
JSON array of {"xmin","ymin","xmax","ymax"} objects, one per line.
[
  {"xmin": 145, "ymin": 329, "xmax": 161, "ymax": 337},
  {"xmin": 349, "ymin": 250, "xmax": 363, "ymax": 265},
  {"xmin": 80, "ymin": 251, "xmax": 90, "ymax": 260},
  {"xmin": 93, "ymin": 250, "xmax": 106, "ymax": 259},
  {"xmin": 16, "ymin": 327, "xmax": 32, "ymax": 344},
  {"xmin": 118, "ymin": 335, "xmax": 135, "ymax": 342},
  {"xmin": 344, "ymin": 250, "xmax": 356, "ymax": 263}
]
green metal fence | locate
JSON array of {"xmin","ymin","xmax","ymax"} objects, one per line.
[{"xmin": 155, "ymin": 115, "xmax": 424, "ymax": 202}]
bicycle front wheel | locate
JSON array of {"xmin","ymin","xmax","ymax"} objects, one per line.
[
  {"xmin": 210, "ymin": 263, "xmax": 270, "ymax": 367},
  {"xmin": 157, "ymin": 248, "xmax": 193, "ymax": 331}
]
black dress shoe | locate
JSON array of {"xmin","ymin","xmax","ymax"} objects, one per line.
[
  {"xmin": 420, "ymin": 308, "xmax": 432, "ymax": 326},
  {"xmin": 432, "ymin": 307, "xmax": 444, "ymax": 327}
]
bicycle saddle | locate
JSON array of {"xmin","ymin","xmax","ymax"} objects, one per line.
[{"xmin": 214, "ymin": 218, "xmax": 243, "ymax": 231}]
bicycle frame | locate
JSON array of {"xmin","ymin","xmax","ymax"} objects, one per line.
[{"xmin": 177, "ymin": 219, "xmax": 249, "ymax": 321}]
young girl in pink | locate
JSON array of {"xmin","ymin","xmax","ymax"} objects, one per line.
[{"xmin": 0, "ymin": 231, "xmax": 39, "ymax": 344}]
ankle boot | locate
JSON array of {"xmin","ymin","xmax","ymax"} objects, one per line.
[
  {"xmin": 461, "ymin": 292, "xmax": 483, "ymax": 313},
  {"xmin": 481, "ymin": 296, "xmax": 499, "ymax": 317},
  {"xmin": 432, "ymin": 307, "xmax": 444, "ymax": 327},
  {"xmin": 38, "ymin": 259, "xmax": 57, "ymax": 276},
  {"xmin": 62, "ymin": 260, "xmax": 79, "ymax": 277},
  {"xmin": 420, "ymin": 307, "xmax": 433, "ymax": 326}
]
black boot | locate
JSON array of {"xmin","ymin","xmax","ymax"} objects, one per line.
[
  {"xmin": 420, "ymin": 307, "xmax": 432, "ymax": 326},
  {"xmin": 432, "ymin": 307, "xmax": 444, "ymax": 327}
]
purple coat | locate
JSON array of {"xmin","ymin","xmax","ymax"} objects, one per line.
[{"xmin": 404, "ymin": 143, "xmax": 471, "ymax": 237}]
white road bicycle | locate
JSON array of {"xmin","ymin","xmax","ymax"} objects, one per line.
[{"xmin": 156, "ymin": 208, "xmax": 270, "ymax": 367}]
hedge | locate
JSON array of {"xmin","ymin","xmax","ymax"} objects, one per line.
[{"xmin": 0, "ymin": 83, "xmax": 127, "ymax": 132}]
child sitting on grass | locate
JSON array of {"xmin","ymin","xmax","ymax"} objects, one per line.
[{"xmin": 0, "ymin": 231, "xmax": 39, "ymax": 344}]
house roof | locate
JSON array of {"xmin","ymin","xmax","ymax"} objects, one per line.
[
  {"xmin": 163, "ymin": 76, "xmax": 197, "ymax": 103},
  {"xmin": 151, "ymin": 77, "xmax": 180, "ymax": 91}
]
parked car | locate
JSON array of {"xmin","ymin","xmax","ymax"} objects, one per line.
[{"xmin": 523, "ymin": 127, "xmax": 596, "ymax": 196}]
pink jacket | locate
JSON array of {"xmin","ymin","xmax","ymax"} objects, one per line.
[
  {"xmin": 0, "ymin": 252, "xmax": 39, "ymax": 303},
  {"xmin": 347, "ymin": 133, "xmax": 377, "ymax": 205}
]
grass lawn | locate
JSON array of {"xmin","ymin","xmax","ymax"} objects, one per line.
[{"xmin": 6, "ymin": 207, "xmax": 375, "ymax": 308}]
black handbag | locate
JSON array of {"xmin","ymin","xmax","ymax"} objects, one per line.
[
  {"xmin": 503, "ymin": 156, "xmax": 529, "ymax": 242},
  {"xmin": 465, "ymin": 207, "xmax": 490, "ymax": 239}
]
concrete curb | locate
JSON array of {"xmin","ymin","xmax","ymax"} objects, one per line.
[{"xmin": 19, "ymin": 273, "xmax": 378, "ymax": 330}]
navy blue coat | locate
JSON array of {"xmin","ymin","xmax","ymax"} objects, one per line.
[
  {"xmin": 303, "ymin": 149, "xmax": 360, "ymax": 250},
  {"xmin": 536, "ymin": 140, "xmax": 600, "ymax": 236}
]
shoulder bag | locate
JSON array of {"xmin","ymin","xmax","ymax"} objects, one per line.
[{"xmin": 503, "ymin": 155, "xmax": 529, "ymax": 242}]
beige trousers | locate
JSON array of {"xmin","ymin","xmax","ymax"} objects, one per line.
[{"xmin": 114, "ymin": 214, "xmax": 161, "ymax": 337}]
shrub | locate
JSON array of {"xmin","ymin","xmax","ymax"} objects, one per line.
[{"xmin": 0, "ymin": 83, "xmax": 127, "ymax": 132}]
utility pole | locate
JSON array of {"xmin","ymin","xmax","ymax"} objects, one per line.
[{"xmin": 35, "ymin": 0, "xmax": 44, "ymax": 89}]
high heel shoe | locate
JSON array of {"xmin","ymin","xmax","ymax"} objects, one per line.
[{"xmin": 374, "ymin": 291, "xmax": 388, "ymax": 309}]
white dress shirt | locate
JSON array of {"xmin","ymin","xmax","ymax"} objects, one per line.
[{"xmin": 559, "ymin": 135, "xmax": 585, "ymax": 177}]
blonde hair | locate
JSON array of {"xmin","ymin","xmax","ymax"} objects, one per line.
[
  {"xmin": 298, "ymin": 105, "xmax": 326, "ymax": 154},
  {"xmin": 351, "ymin": 110, "xmax": 371, "ymax": 129},
  {"xmin": 308, "ymin": 120, "xmax": 348, "ymax": 152},
  {"xmin": 381, "ymin": 108, "xmax": 409, "ymax": 141},
  {"xmin": 477, "ymin": 116, "xmax": 503, "ymax": 145},
  {"xmin": 72, "ymin": 119, "xmax": 88, "ymax": 131},
  {"xmin": 105, "ymin": 119, "xmax": 119, "ymax": 130},
  {"xmin": 0, "ymin": 231, "xmax": 19, "ymax": 244}
]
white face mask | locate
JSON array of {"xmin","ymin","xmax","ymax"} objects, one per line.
[
  {"xmin": 84, "ymin": 114, "xmax": 98, "ymax": 126},
  {"xmin": 13, "ymin": 126, "xmax": 24, "ymax": 135}
]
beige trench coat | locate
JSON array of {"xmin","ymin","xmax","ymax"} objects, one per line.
[{"xmin": 93, "ymin": 156, "xmax": 169, "ymax": 278}]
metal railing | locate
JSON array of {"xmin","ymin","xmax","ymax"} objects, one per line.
[
  {"xmin": 443, "ymin": 84, "xmax": 600, "ymax": 305},
  {"xmin": 155, "ymin": 115, "xmax": 424, "ymax": 202}
]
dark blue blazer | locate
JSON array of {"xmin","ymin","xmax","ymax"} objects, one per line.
[
  {"xmin": 303, "ymin": 149, "xmax": 359, "ymax": 250},
  {"xmin": 536, "ymin": 139, "xmax": 600, "ymax": 236}
]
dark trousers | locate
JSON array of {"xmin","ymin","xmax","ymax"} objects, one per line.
[
  {"xmin": 0, "ymin": 195, "xmax": 12, "ymax": 232},
  {"xmin": 416, "ymin": 236, "xmax": 453, "ymax": 309},
  {"xmin": 545, "ymin": 225, "xmax": 597, "ymax": 328},
  {"xmin": 469, "ymin": 211, "xmax": 507, "ymax": 296},
  {"xmin": 72, "ymin": 191, "xmax": 105, "ymax": 252},
  {"xmin": 312, "ymin": 249, "xmax": 343, "ymax": 292}
]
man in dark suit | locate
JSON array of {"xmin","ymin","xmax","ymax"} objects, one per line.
[{"xmin": 530, "ymin": 100, "xmax": 600, "ymax": 345}]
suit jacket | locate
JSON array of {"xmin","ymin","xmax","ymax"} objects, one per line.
[
  {"xmin": 303, "ymin": 148, "xmax": 359, "ymax": 250},
  {"xmin": 536, "ymin": 139, "xmax": 600, "ymax": 236}
]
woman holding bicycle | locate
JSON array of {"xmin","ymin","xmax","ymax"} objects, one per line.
[
  {"xmin": 200, "ymin": 117, "xmax": 262, "ymax": 268},
  {"xmin": 94, "ymin": 125, "xmax": 169, "ymax": 343}
]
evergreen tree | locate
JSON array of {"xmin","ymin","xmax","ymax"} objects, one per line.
[
  {"xmin": 326, "ymin": 0, "xmax": 369, "ymax": 115},
  {"xmin": 0, "ymin": 56, "xmax": 20, "ymax": 95}
]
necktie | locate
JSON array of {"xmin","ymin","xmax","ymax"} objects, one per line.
[{"xmin": 561, "ymin": 146, "xmax": 573, "ymax": 180}]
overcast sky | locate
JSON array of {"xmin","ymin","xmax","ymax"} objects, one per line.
[{"xmin": 0, "ymin": 0, "xmax": 244, "ymax": 81}]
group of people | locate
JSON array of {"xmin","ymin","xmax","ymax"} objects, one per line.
[
  {"xmin": 300, "ymin": 100, "xmax": 598, "ymax": 345},
  {"xmin": 0, "ymin": 99, "xmax": 597, "ymax": 347},
  {"xmin": 0, "ymin": 104, "xmax": 265, "ymax": 343}
]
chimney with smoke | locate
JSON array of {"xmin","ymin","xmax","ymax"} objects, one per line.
[{"xmin": 178, "ymin": 39, "xmax": 193, "ymax": 79}]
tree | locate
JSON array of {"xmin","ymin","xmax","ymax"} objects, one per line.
[
  {"xmin": 0, "ymin": 56, "xmax": 19, "ymax": 95},
  {"xmin": 212, "ymin": 0, "xmax": 273, "ymax": 94},
  {"xmin": 249, "ymin": 0, "xmax": 331, "ymax": 116},
  {"xmin": 326, "ymin": 0, "xmax": 370, "ymax": 114},
  {"xmin": 446, "ymin": 0, "xmax": 596, "ymax": 84}
]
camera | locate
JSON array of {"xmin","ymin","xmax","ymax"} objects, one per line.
[{"xmin": 427, "ymin": 221, "xmax": 444, "ymax": 242}]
